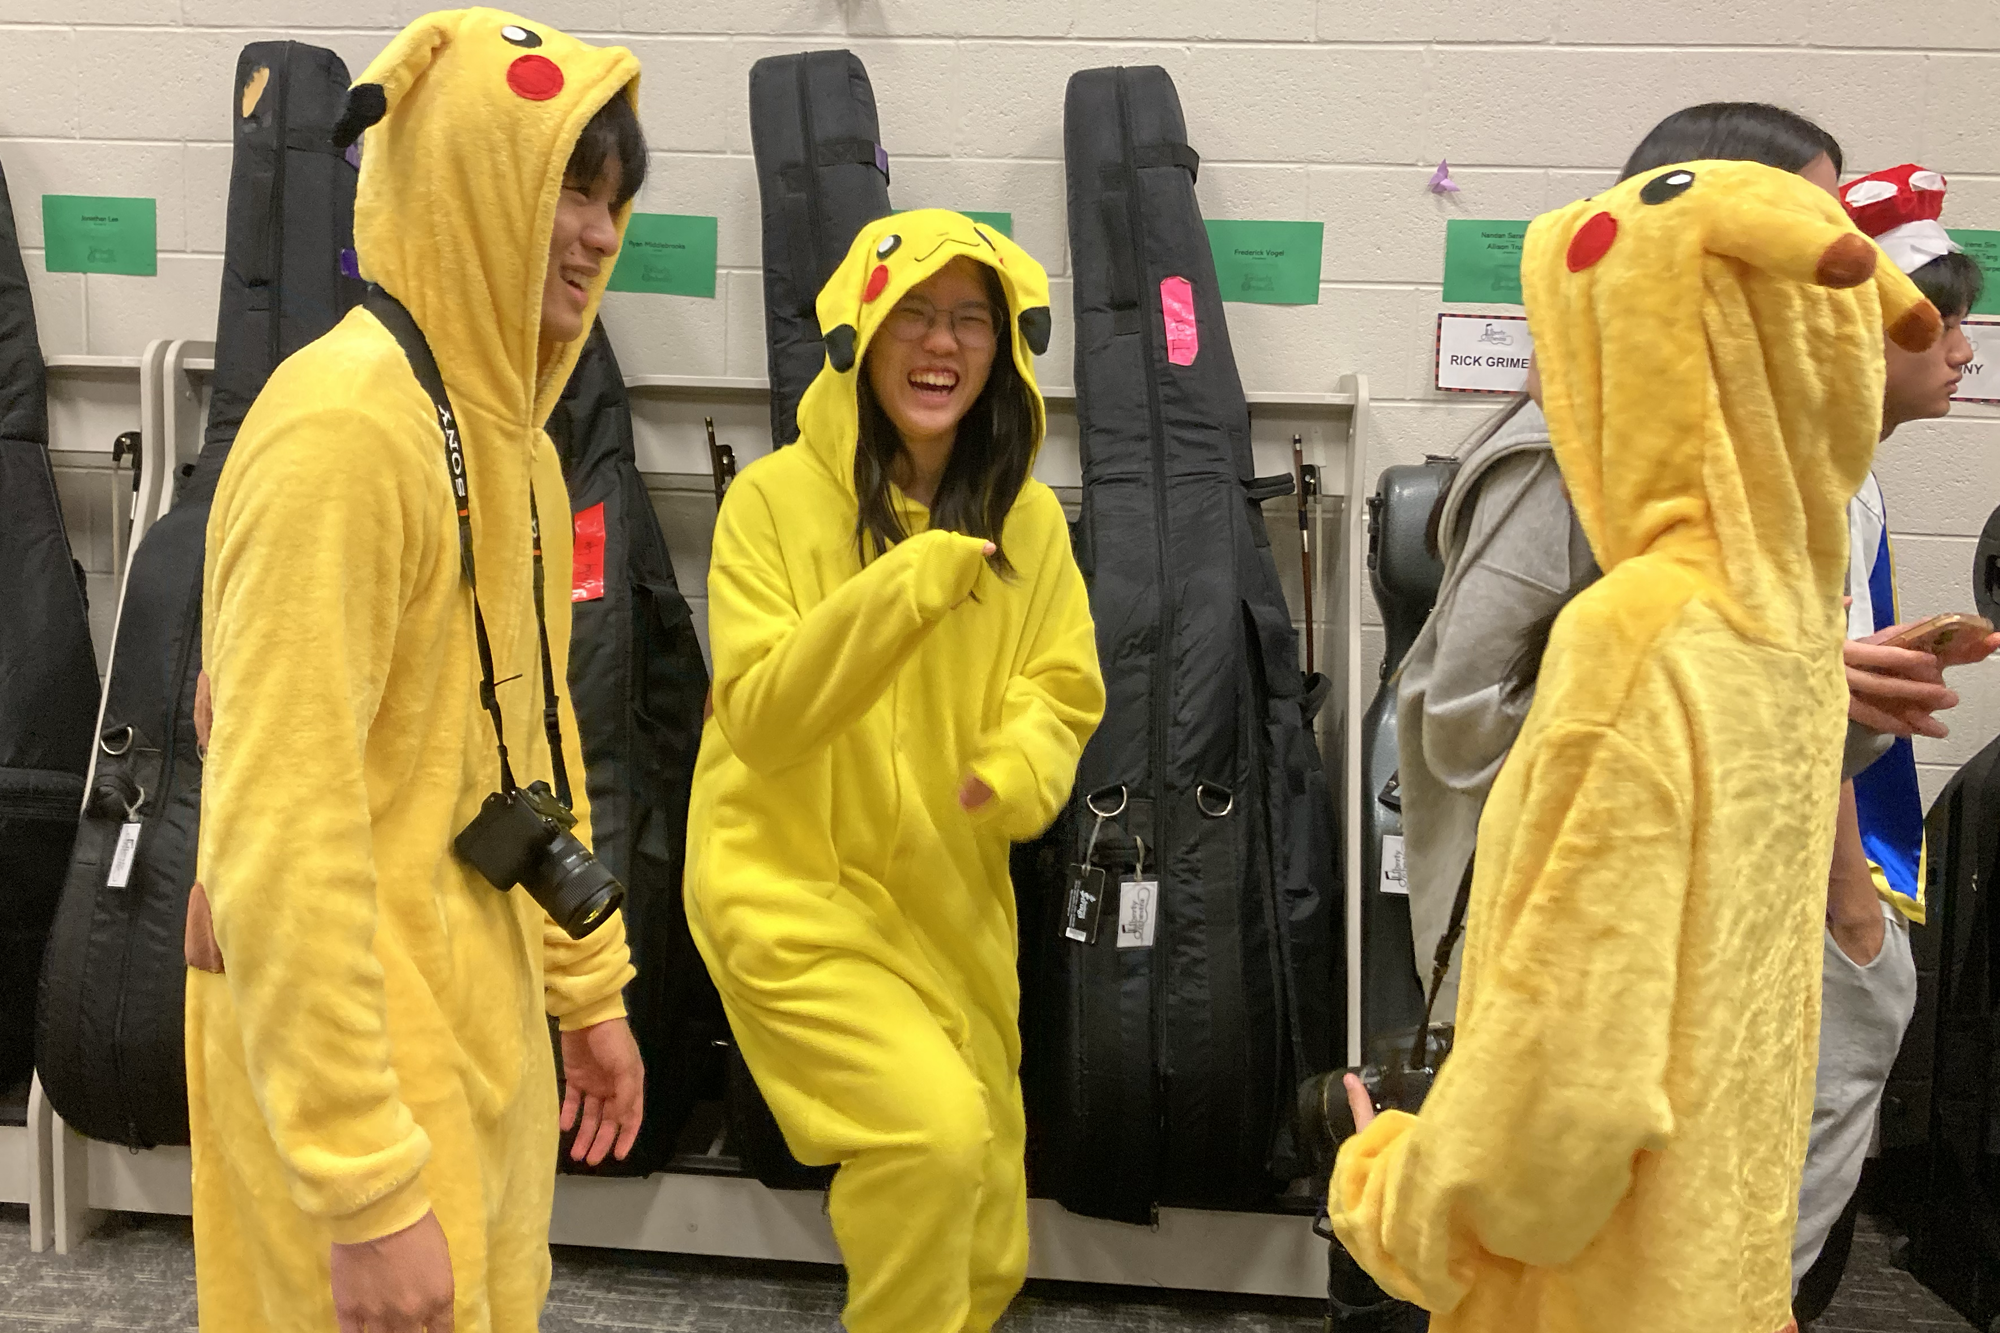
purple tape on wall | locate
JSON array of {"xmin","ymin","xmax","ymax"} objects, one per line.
[
  {"xmin": 875, "ymin": 142, "xmax": 889, "ymax": 178},
  {"xmin": 344, "ymin": 143, "xmax": 361, "ymax": 171}
]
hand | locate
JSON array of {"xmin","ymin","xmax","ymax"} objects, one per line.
[
  {"xmin": 1844, "ymin": 637, "xmax": 1955, "ymax": 738},
  {"xmin": 560, "ymin": 1017, "xmax": 645, "ymax": 1165},
  {"xmin": 958, "ymin": 774, "xmax": 995, "ymax": 812},
  {"xmin": 1936, "ymin": 629, "xmax": 2000, "ymax": 669},
  {"xmin": 949, "ymin": 543, "xmax": 999, "ymax": 610},
  {"xmin": 1343, "ymin": 1072, "xmax": 1377, "ymax": 1135},
  {"xmin": 330, "ymin": 1208, "xmax": 453, "ymax": 1333},
  {"xmin": 193, "ymin": 671, "xmax": 212, "ymax": 756}
]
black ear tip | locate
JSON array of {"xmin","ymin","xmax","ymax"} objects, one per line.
[
  {"xmin": 825, "ymin": 324, "xmax": 858, "ymax": 373},
  {"xmin": 1019, "ymin": 306, "xmax": 1052, "ymax": 356},
  {"xmin": 332, "ymin": 83, "xmax": 388, "ymax": 149}
]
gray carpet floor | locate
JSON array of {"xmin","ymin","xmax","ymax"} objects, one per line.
[{"xmin": 0, "ymin": 1204, "xmax": 1974, "ymax": 1330}]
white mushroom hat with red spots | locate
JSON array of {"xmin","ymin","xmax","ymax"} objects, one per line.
[{"xmin": 1841, "ymin": 163, "xmax": 1960, "ymax": 276}]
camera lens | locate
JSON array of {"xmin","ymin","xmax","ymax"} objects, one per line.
[{"xmin": 525, "ymin": 829, "xmax": 625, "ymax": 939}]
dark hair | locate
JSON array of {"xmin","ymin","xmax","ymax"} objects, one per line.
[
  {"xmin": 1619, "ymin": 102, "xmax": 1843, "ymax": 183},
  {"xmin": 565, "ymin": 90, "xmax": 647, "ymax": 208},
  {"xmin": 853, "ymin": 266, "xmax": 1036, "ymax": 576},
  {"xmin": 1911, "ymin": 250, "xmax": 1984, "ymax": 321}
]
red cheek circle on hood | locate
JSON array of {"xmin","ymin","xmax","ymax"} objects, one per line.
[
  {"xmin": 507, "ymin": 55, "xmax": 564, "ymax": 101},
  {"xmin": 1567, "ymin": 212, "xmax": 1618, "ymax": 271},
  {"xmin": 863, "ymin": 263, "xmax": 890, "ymax": 303}
]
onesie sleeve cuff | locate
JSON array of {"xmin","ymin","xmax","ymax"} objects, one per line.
[
  {"xmin": 555, "ymin": 991, "xmax": 629, "ymax": 1033},
  {"xmin": 326, "ymin": 1172, "xmax": 433, "ymax": 1245},
  {"xmin": 966, "ymin": 745, "xmax": 1043, "ymax": 839}
]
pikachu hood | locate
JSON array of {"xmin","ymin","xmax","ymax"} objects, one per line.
[
  {"xmin": 190, "ymin": 13, "xmax": 642, "ymax": 1328},
  {"xmin": 338, "ymin": 6, "xmax": 639, "ymax": 425},
  {"xmin": 790, "ymin": 208, "xmax": 1054, "ymax": 472},
  {"xmin": 1330, "ymin": 162, "xmax": 1939, "ymax": 1333}
]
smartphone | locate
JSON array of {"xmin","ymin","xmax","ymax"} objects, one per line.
[{"xmin": 1882, "ymin": 612, "xmax": 1994, "ymax": 656}]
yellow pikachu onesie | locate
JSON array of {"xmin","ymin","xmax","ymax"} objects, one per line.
[
  {"xmin": 1330, "ymin": 162, "xmax": 1939, "ymax": 1333},
  {"xmin": 686, "ymin": 210, "xmax": 1104, "ymax": 1333},
  {"xmin": 189, "ymin": 12, "xmax": 638, "ymax": 1330}
]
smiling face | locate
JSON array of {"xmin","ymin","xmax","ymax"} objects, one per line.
[
  {"xmin": 540, "ymin": 157, "xmax": 621, "ymax": 344},
  {"xmin": 863, "ymin": 256, "xmax": 999, "ymax": 453}
]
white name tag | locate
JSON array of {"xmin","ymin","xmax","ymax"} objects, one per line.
[
  {"xmin": 1116, "ymin": 878, "xmax": 1159, "ymax": 949},
  {"xmin": 1379, "ymin": 834, "xmax": 1409, "ymax": 896},
  {"xmin": 107, "ymin": 821, "xmax": 142, "ymax": 888}
]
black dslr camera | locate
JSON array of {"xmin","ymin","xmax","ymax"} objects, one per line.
[
  {"xmin": 1297, "ymin": 1024, "xmax": 1455, "ymax": 1179},
  {"xmin": 455, "ymin": 779, "xmax": 624, "ymax": 939}
]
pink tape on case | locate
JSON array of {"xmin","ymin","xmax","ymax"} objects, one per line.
[{"xmin": 1161, "ymin": 276, "xmax": 1198, "ymax": 366}]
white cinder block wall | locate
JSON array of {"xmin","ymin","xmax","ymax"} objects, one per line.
[{"xmin": 8, "ymin": 1, "xmax": 1999, "ymax": 804}]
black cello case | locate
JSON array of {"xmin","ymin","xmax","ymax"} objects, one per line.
[
  {"xmin": 546, "ymin": 320, "xmax": 717, "ymax": 1174},
  {"xmin": 748, "ymin": 49, "xmax": 892, "ymax": 448},
  {"xmin": 36, "ymin": 43, "xmax": 360, "ymax": 1147},
  {"xmin": 0, "ymin": 160, "xmax": 98, "ymax": 1090},
  {"xmin": 1028, "ymin": 65, "xmax": 1339, "ymax": 1223}
]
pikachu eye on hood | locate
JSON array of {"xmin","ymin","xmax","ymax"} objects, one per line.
[
  {"xmin": 330, "ymin": 8, "xmax": 640, "ymax": 430},
  {"xmin": 789, "ymin": 208, "xmax": 1056, "ymax": 495}
]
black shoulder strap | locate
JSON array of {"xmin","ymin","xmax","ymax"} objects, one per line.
[
  {"xmin": 363, "ymin": 284, "xmax": 569, "ymax": 804},
  {"xmin": 1409, "ymin": 853, "xmax": 1476, "ymax": 1071}
]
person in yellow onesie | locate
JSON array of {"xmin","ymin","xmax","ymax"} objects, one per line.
[
  {"xmin": 188, "ymin": 11, "xmax": 647, "ymax": 1331},
  {"xmin": 1328, "ymin": 162, "xmax": 1940, "ymax": 1333},
  {"xmin": 686, "ymin": 210, "xmax": 1105, "ymax": 1333}
]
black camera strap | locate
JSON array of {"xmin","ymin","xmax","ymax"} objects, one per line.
[
  {"xmin": 1409, "ymin": 853, "xmax": 1476, "ymax": 1071},
  {"xmin": 364, "ymin": 285, "xmax": 572, "ymax": 806}
]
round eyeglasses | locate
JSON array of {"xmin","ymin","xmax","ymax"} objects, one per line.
[{"xmin": 882, "ymin": 298, "xmax": 998, "ymax": 349}]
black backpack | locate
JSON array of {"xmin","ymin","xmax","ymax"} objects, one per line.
[
  {"xmin": 1022, "ymin": 65, "xmax": 1339, "ymax": 1224},
  {"xmin": 0, "ymin": 159, "xmax": 98, "ymax": 1090},
  {"xmin": 36, "ymin": 43, "xmax": 361, "ymax": 1146},
  {"xmin": 546, "ymin": 320, "xmax": 718, "ymax": 1174}
]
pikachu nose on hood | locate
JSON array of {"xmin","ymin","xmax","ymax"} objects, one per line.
[
  {"xmin": 791, "ymin": 210, "xmax": 1055, "ymax": 491},
  {"xmin": 332, "ymin": 7, "xmax": 640, "ymax": 429},
  {"xmin": 1523, "ymin": 160, "xmax": 1939, "ymax": 638}
]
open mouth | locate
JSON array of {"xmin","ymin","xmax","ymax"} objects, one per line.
[
  {"xmin": 909, "ymin": 367, "xmax": 959, "ymax": 402},
  {"xmin": 561, "ymin": 268, "xmax": 593, "ymax": 303}
]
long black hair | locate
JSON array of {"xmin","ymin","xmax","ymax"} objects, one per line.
[
  {"xmin": 1489, "ymin": 102, "xmax": 1847, "ymax": 698},
  {"xmin": 853, "ymin": 264, "xmax": 1037, "ymax": 575}
]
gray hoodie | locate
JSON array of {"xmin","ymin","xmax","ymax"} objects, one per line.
[{"xmin": 1393, "ymin": 400, "xmax": 1596, "ymax": 1012}]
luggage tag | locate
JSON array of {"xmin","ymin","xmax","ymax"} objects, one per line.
[
  {"xmin": 1064, "ymin": 787, "xmax": 1125, "ymax": 945},
  {"xmin": 1117, "ymin": 837, "xmax": 1158, "ymax": 950},
  {"xmin": 106, "ymin": 787, "xmax": 145, "ymax": 889}
]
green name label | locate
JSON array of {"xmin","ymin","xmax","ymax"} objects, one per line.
[
  {"xmin": 1443, "ymin": 219, "xmax": 1529, "ymax": 305},
  {"xmin": 607, "ymin": 213, "xmax": 718, "ymax": 298},
  {"xmin": 1203, "ymin": 220, "xmax": 1323, "ymax": 305},
  {"xmin": 42, "ymin": 195, "xmax": 157, "ymax": 276},
  {"xmin": 1948, "ymin": 230, "xmax": 2000, "ymax": 316},
  {"xmin": 961, "ymin": 211, "xmax": 1014, "ymax": 237}
]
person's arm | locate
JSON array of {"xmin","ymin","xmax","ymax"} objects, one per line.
[
  {"xmin": 962, "ymin": 497, "xmax": 1105, "ymax": 839},
  {"xmin": 201, "ymin": 409, "xmax": 433, "ymax": 1243},
  {"xmin": 707, "ymin": 479, "xmax": 992, "ymax": 774},
  {"xmin": 1331, "ymin": 722, "xmax": 1689, "ymax": 1310},
  {"xmin": 1418, "ymin": 451, "xmax": 1589, "ymax": 791},
  {"xmin": 1827, "ymin": 781, "xmax": 1885, "ymax": 966}
]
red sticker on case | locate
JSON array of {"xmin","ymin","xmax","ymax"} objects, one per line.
[
  {"xmin": 1161, "ymin": 276, "xmax": 1198, "ymax": 366},
  {"xmin": 572, "ymin": 502, "xmax": 605, "ymax": 602}
]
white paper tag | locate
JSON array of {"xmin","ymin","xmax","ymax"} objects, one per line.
[
  {"xmin": 1435, "ymin": 312, "xmax": 1535, "ymax": 394},
  {"xmin": 1955, "ymin": 318, "xmax": 2000, "ymax": 404},
  {"xmin": 1379, "ymin": 834, "xmax": 1409, "ymax": 896},
  {"xmin": 1116, "ymin": 878, "xmax": 1159, "ymax": 949},
  {"xmin": 107, "ymin": 821, "xmax": 142, "ymax": 888}
]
